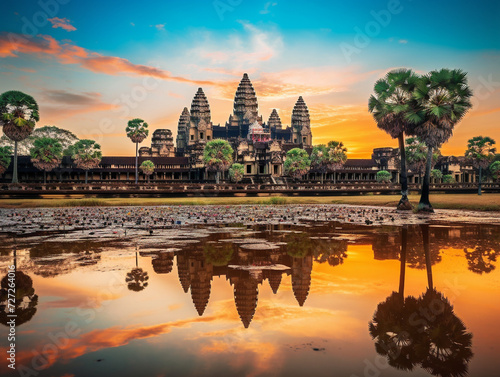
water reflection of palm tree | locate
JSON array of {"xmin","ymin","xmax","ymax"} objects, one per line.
[
  {"xmin": 370, "ymin": 225, "xmax": 474, "ymax": 377},
  {"xmin": 418, "ymin": 289, "xmax": 473, "ymax": 377},
  {"xmin": 0, "ymin": 271, "xmax": 39, "ymax": 326},
  {"xmin": 369, "ymin": 227, "xmax": 424, "ymax": 371},
  {"xmin": 126, "ymin": 251, "xmax": 149, "ymax": 292},
  {"xmin": 418, "ymin": 224, "xmax": 473, "ymax": 377},
  {"xmin": 0, "ymin": 250, "xmax": 38, "ymax": 326}
]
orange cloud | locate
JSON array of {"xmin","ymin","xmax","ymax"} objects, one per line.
[
  {"xmin": 48, "ymin": 18, "xmax": 76, "ymax": 32},
  {"xmin": 0, "ymin": 33, "xmax": 218, "ymax": 86},
  {"xmin": 1, "ymin": 314, "xmax": 231, "ymax": 374},
  {"xmin": 40, "ymin": 90, "xmax": 120, "ymax": 122}
]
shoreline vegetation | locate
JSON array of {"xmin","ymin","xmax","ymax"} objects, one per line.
[{"xmin": 1, "ymin": 193, "xmax": 499, "ymax": 212}]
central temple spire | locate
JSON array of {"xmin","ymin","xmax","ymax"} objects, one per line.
[{"xmin": 233, "ymin": 73, "xmax": 259, "ymax": 122}]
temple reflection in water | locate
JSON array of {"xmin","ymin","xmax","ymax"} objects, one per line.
[{"xmin": 1, "ymin": 221, "xmax": 499, "ymax": 377}]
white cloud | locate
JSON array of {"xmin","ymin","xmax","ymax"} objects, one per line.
[
  {"xmin": 260, "ymin": 2, "xmax": 277, "ymax": 14},
  {"xmin": 399, "ymin": 39, "xmax": 408, "ymax": 44},
  {"xmin": 191, "ymin": 22, "xmax": 284, "ymax": 68}
]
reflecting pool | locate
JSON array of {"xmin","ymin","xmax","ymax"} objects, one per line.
[{"xmin": 1, "ymin": 216, "xmax": 499, "ymax": 377}]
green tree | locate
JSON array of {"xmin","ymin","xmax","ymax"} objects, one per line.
[
  {"xmin": 0, "ymin": 146, "xmax": 12, "ymax": 176},
  {"xmin": 464, "ymin": 136, "xmax": 496, "ymax": 195},
  {"xmin": 326, "ymin": 140, "xmax": 348, "ymax": 184},
  {"xmin": 126, "ymin": 118, "xmax": 149, "ymax": 184},
  {"xmin": 368, "ymin": 69, "xmax": 419, "ymax": 210},
  {"xmin": 0, "ymin": 91, "xmax": 40, "ymax": 183},
  {"xmin": 430, "ymin": 169, "xmax": 443, "ymax": 183},
  {"xmin": 229, "ymin": 163, "xmax": 244, "ymax": 183},
  {"xmin": 203, "ymin": 139, "xmax": 234, "ymax": 184},
  {"xmin": 30, "ymin": 137, "xmax": 63, "ymax": 183},
  {"xmin": 284, "ymin": 148, "xmax": 311, "ymax": 180},
  {"xmin": 310, "ymin": 144, "xmax": 328, "ymax": 183},
  {"xmin": 71, "ymin": 139, "xmax": 102, "ymax": 184},
  {"xmin": 376, "ymin": 170, "xmax": 392, "ymax": 183},
  {"xmin": 407, "ymin": 69, "xmax": 473, "ymax": 212},
  {"xmin": 140, "ymin": 160, "xmax": 155, "ymax": 183},
  {"xmin": 443, "ymin": 174, "xmax": 456, "ymax": 183},
  {"xmin": 489, "ymin": 161, "xmax": 500, "ymax": 181},
  {"xmin": 0, "ymin": 125, "xmax": 79, "ymax": 155},
  {"xmin": 203, "ymin": 243, "xmax": 234, "ymax": 266}
]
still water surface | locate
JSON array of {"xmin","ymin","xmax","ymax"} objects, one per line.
[{"xmin": 1, "ymin": 220, "xmax": 499, "ymax": 377}]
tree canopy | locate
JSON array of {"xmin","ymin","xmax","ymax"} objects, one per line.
[
  {"xmin": 0, "ymin": 146, "xmax": 12, "ymax": 174},
  {"xmin": 376, "ymin": 170, "xmax": 392, "ymax": 183},
  {"xmin": 284, "ymin": 148, "xmax": 311, "ymax": 180},
  {"xmin": 465, "ymin": 136, "xmax": 496, "ymax": 169},
  {"xmin": 140, "ymin": 160, "xmax": 155, "ymax": 176},
  {"xmin": 30, "ymin": 137, "xmax": 63, "ymax": 172},
  {"xmin": 71, "ymin": 139, "xmax": 102, "ymax": 170},
  {"xmin": 229, "ymin": 163, "xmax": 244, "ymax": 183},
  {"xmin": 126, "ymin": 118, "xmax": 149, "ymax": 143},
  {"xmin": 0, "ymin": 125, "xmax": 79, "ymax": 156},
  {"xmin": 203, "ymin": 139, "xmax": 234, "ymax": 172}
]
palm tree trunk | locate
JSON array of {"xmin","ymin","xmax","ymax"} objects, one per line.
[
  {"xmin": 478, "ymin": 166, "xmax": 482, "ymax": 195},
  {"xmin": 12, "ymin": 140, "xmax": 18, "ymax": 184},
  {"xmin": 398, "ymin": 226, "xmax": 407, "ymax": 297},
  {"xmin": 422, "ymin": 224, "xmax": 433, "ymax": 290},
  {"xmin": 216, "ymin": 170, "xmax": 220, "ymax": 184},
  {"xmin": 321, "ymin": 172, "xmax": 324, "ymax": 184},
  {"xmin": 333, "ymin": 169, "xmax": 336, "ymax": 184},
  {"xmin": 135, "ymin": 142, "xmax": 138, "ymax": 185},
  {"xmin": 397, "ymin": 133, "xmax": 411, "ymax": 210},
  {"xmin": 418, "ymin": 146, "xmax": 434, "ymax": 212},
  {"xmin": 85, "ymin": 170, "xmax": 88, "ymax": 184}
]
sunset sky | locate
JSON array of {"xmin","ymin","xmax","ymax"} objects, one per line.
[{"xmin": 0, "ymin": 0, "xmax": 499, "ymax": 158}]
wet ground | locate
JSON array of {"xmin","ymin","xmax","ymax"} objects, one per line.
[{"xmin": 0, "ymin": 204, "xmax": 499, "ymax": 377}]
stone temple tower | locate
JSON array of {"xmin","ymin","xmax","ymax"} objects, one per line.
[
  {"xmin": 291, "ymin": 96, "xmax": 312, "ymax": 146},
  {"xmin": 227, "ymin": 73, "xmax": 263, "ymax": 138},
  {"xmin": 188, "ymin": 88, "xmax": 212, "ymax": 145},
  {"xmin": 176, "ymin": 107, "xmax": 190, "ymax": 151},
  {"xmin": 267, "ymin": 109, "xmax": 282, "ymax": 130}
]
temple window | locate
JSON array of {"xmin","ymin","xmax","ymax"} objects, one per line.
[
  {"xmin": 200, "ymin": 132, "xmax": 204, "ymax": 139},
  {"xmin": 246, "ymin": 165, "xmax": 252, "ymax": 174}
]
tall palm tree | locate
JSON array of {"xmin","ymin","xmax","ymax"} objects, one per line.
[
  {"xmin": 126, "ymin": 118, "xmax": 149, "ymax": 184},
  {"xmin": 408, "ymin": 69, "xmax": 473, "ymax": 212},
  {"xmin": 203, "ymin": 139, "xmax": 234, "ymax": 184},
  {"xmin": 0, "ymin": 91, "xmax": 40, "ymax": 183},
  {"xmin": 30, "ymin": 137, "xmax": 63, "ymax": 183},
  {"xmin": 464, "ymin": 136, "xmax": 496, "ymax": 195},
  {"xmin": 326, "ymin": 140, "xmax": 348, "ymax": 184},
  {"xmin": 368, "ymin": 69, "xmax": 419, "ymax": 210},
  {"xmin": 70, "ymin": 139, "xmax": 102, "ymax": 184}
]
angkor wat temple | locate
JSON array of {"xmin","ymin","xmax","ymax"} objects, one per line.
[
  {"xmin": 139, "ymin": 73, "xmax": 313, "ymax": 179},
  {"xmin": 1, "ymin": 73, "xmax": 479, "ymax": 184}
]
